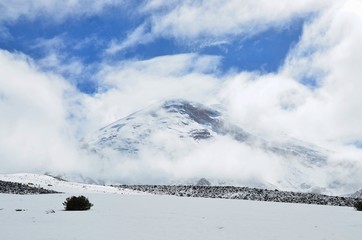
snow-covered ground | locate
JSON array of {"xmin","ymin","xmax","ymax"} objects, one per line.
[
  {"xmin": 1, "ymin": 193, "xmax": 362, "ymax": 240},
  {"xmin": 1, "ymin": 173, "xmax": 362, "ymax": 240},
  {"xmin": 0, "ymin": 173, "xmax": 140, "ymax": 194}
]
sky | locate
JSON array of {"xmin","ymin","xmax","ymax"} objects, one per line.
[{"xmin": 1, "ymin": 0, "xmax": 362, "ymax": 186}]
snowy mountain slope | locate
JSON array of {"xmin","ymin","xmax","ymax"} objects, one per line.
[
  {"xmin": 81, "ymin": 99, "xmax": 361, "ymax": 194},
  {"xmin": 84, "ymin": 99, "xmax": 327, "ymax": 166},
  {"xmin": 1, "ymin": 192, "xmax": 362, "ymax": 240}
]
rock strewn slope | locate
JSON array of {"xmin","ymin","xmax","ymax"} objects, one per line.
[
  {"xmin": 0, "ymin": 180, "xmax": 59, "ymax": 194},
  {"xmin": 118, "ymin": 185, "xmax": 360, "ymax": 207}
]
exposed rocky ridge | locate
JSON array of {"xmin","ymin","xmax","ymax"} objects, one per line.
[
  {"xmin": 0, "ymin": 180, "xmax": 60, "ymax": 194},
  {"xmin": 117, "ymin": 185, "xmax": 361, "ymax": 207}
]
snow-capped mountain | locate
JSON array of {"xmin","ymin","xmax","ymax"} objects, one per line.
[
  {"xmin": 84, "ymin": 99, "xmax": 326, "ymax": 163},
  {"xmin": 81, "ymin": 99, "xmax": 361, "ymax": 194}
]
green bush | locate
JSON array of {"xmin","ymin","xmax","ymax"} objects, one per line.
[
  {"xmin": 354, "ymin": 200, "xmax": 362, "ymax": 211},
  {"xmin": 63, "ymin": 195, "xmax": 93, "ymax": 211}
]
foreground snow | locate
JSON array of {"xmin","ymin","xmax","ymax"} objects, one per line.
[
  {"xmin": 1, "ymin": 173, "xmax": 362, "ymax": 239},
  {"xmin": 1, "ymin": 193, "xmax": 362, "ymax": 240}
]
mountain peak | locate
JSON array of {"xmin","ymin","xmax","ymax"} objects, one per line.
[
  {"xmin": 81, "ymin": 99, "xmax": 343, "ymax": 193},
  {"xmin": 84, "ymin": 99, "xmax": 222, "ymax": 157},
  {"xmin": 84, "ymin": 98, "xmax": 328, "ymax": 163}
]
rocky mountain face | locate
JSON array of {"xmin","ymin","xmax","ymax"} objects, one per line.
[{"xmin": 81, "ymin": 99, "xmax": 360, "ymax": 195}]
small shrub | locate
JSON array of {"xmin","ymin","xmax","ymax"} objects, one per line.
[
  {"xmin": 354, "ymin": 200, "xmax": 362, "ymax": 211},
  {"xmin": 63, "ymin": 195, "xmax": 93, "ymax": 211}
]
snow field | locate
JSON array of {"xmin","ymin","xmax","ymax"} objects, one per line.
[{"xmin": 1, "ymin": 193, "xmax": 362, "ymax": 240}]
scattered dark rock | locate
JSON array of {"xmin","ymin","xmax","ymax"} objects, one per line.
[
  {"xmin": 189, "ymin": 129, "xmax": 212, "ymax": 140},
  {"xmin": 15, "ymin": 209, "xmax": 27, "ymax": 212},
  {"xmin": 117, "ymin": 185, "xmax": 361, "ymax": 207},
  {"xmin": 46, "ymin": 209, "xmax": 56, "ymax": 214}
]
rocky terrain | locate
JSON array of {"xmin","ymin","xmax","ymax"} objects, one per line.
[
  {"xmin": 2, "ymin": 174, "xmax": 361, "ymax": 207},
  {"xmin": 117, "ymin": 185, "xmax": 361, "ymax": 207},
  {"xmin": 0, "ymin": 180, "xmax": 59, "ymax": 194}
]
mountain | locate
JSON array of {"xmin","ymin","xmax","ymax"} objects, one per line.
[
  {"xmin": 81, "ymin": 99, "xmax": 360, "ymax": 195},
  {"xmin": 84, "ymin": 99, "xmax": 326, "ymax": 163}
]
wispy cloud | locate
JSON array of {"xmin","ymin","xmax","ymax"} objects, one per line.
[
  {"xmin": 30, "ymin": 36, "xmax": 88, "ymax": 88},
  {"xmin": 32, "ymin": 36, "xmax": 66, "ymax": 51},
  {"xmin": 143, "ymin": 0, "xmax": 329, "ymax": 40},
  {"xmin": 106, "ymin": 0, "xmax": 330, "ymax": 55},
  {"xmin": 0, "ymin": 26, "xmax": 12, "ymax": 40},
  {"xmin": 29, "ymin": 35, "xmax": 105, "ymax": 94},
  {"xmin": 105, "ymin": 23, "xmax": 155, "ymax": 55}
]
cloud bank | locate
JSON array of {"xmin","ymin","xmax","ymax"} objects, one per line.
[{"xmin": 0, "ymin": 50, "xmax": 83, "ymax": 173}]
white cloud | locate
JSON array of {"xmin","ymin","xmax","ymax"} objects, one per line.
[
  {"xmin": 218, "ymin": 0, "xmax": 362, "ymax": 149},
  {"xmin": 0, "ymin": 50, "xmax": 84, "ymax": 173},
  {"xmin": 280, "ymin": 0, "xmax": 362, "ymax": 145},
  {"xmin": 218, "ymin": 72, "xmax": 313, "ymax": 137},
  {"xmin": 31, "ymin": 36, "xmax": 90, "ymax": 86},
  {"xmin": 107, "ymin": 0, "xmax": 333, "ymax": 53},
  {"xmin": 105, "ymin": 23, "xmax": 155, "ymax": 55},
  {"xmin": 144, "ymin": 0, "xmax": 331, "ymax": 41},
  {"xmin": 82, "ymin": 54, "xmax": 221, "ymax": 130},
  {"xmin": 38, "ymin": 52, "xmax": 85, "ymax": 77}
]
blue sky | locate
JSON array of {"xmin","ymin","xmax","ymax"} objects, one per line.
[{"xmin": 0, "ymin": 2, "xmax": 305, "ymax": 94}]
